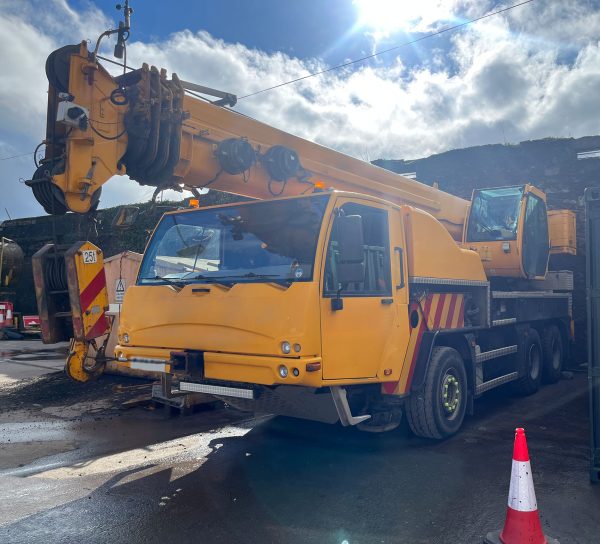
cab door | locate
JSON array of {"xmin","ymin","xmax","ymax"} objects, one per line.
[{"xmin": 320, "ymin": 199, "xmax": 410, "ymax": 380}]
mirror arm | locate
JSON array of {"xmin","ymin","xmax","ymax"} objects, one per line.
[{"xmin": 331, "ymin": 286, "xmax": 344, "ymax": 311}]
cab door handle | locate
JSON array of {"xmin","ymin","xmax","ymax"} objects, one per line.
[
  {"xmin": 381, "ymin": 298, "xmax": 394, "ymax": 305},
  {"xmin": 394, "ymin": 247, "xmax": 405, "ymax": 289}
]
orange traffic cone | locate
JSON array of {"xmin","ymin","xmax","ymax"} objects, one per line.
[{"xmin": 485, "ymin": 428, "xmax": 559, "ymax": 544}]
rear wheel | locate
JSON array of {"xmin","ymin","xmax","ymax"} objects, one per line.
[
  {"xmin": 511, "ymin": 328, "xmax": 542, "ymax": 396},
  {"xmin": 541, "ymin": 325, "xmax": 563, "ymax": 384},
  {"xmin": 406, "ymin": 347, "xmax": 467, "ymax": 439}
]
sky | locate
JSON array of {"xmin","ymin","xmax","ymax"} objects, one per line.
[{"xmin": 1, "ymin": 0, "xmax": 599, "ymax": 219}]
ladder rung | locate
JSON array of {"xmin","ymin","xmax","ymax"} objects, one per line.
[
  {"xmin": 476, "ymin": 372, "xmax": 518, "ymax": 395},
  {"xmin": 476, "ymin": 345, "xmax": 517, "ymax": 363}
]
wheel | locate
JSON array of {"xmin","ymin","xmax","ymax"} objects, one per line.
[
  {"xmin": 541, "ymin": 325, "xmax": 563, "ymax": 384},
  {"xmin": 511, "ymin": 328, "xmax": 542, "ymax": 396},
  {"xmin": 406, "ymin": 347, "xmax": 468, "ymax": 439}
]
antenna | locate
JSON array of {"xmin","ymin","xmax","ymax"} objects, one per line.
[
  {"xmin": 92, "ymin": 1, "xmax": 134, "ymax": 63},
  {"xmin": 114, "ymin": 1, "xmax": 133, "ymax": 59}
]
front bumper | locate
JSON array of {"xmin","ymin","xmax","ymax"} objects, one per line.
[{"xmin": 115, "ymin": 345, "xmax": 323, "ymax": 387}]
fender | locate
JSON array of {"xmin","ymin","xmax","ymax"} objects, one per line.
[
  {"xmin": 410, "ymin": 330, "xmax": 478, "ymax": 415},
  {"xmin": 409, "ymin": 330, "xmax": 439, "ymax": 392}
]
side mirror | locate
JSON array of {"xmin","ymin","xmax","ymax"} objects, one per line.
[
  {"xmin": 337, "ymin": 214, "xmax": 365, "ymax": 285},
  {"xmin": 112, "ymin": 206, "xmax": 140, "ymax": 229}
]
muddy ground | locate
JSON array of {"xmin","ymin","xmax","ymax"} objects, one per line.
[{"xmin": 0, "ymin": 340, "xmax": 598, "ymax": 544}]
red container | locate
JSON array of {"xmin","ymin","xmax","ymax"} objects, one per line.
[
  {"xmin": 22, "ymin": 315, "xmax": 41, "ymax": 330},
  {"xmin": 0, "ymin": 302, "xmax": 14, "ymax": 329}
]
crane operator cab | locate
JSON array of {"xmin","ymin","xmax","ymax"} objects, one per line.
[{"xmin": 464, "ymin": 184, "xmax": 550, "ymax": 279}]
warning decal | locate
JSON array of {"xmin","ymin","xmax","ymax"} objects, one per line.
[{"xmin": 115, "ymin": 278, "xmax": 126, "ymax": 303}]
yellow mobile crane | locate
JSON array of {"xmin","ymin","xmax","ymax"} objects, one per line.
[{"xmin": 30, "ymin": 9, "xmax": 576, "ymax": 436}]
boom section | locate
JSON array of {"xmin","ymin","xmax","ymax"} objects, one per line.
[{"xmin": 30, "ymin": 42, "xmax": 468, "ymax": 239}]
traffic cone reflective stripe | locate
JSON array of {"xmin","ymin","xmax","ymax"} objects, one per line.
[{"xmin": 484, "ymin": 428, "xmax": 559, "ymax": 544}]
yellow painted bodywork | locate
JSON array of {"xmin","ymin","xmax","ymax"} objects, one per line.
[
  {"xmin": 50, "ymin": 44, "xmax": 128, "ymax": 214},
  {"xmin": 548, "ymin": 209, "xmax": 577, "ymax": 255},
  {"xmin": 44, "ymin": 44, "xmax": 568, "ymax": 281},
  {"xmin": 40, "ymin": 43, "xmax": 576, "ymax": 392},
  {"xmin": 47, "ymin": 43, "xmax": 468, "ymax": 237},
  {"xmin": 319, "ymin": 197, "xmax": 411, "ymax": 381},
  {"xmin": 119, "ymin": 277, "xmax": 322, "ymax": 356},
  {"xmin": 403, "ymin": 206, "xmax": 487, "ymax": 282},
  {"xmin": 115, "ymin": 193, "xmax": 485, "ymax": 388},
  {"xmin": 65, "ymin": 339, "xmax": 90, "ymax": 382},
  {"xmin": 464, "ymin": 185, "xmax": 549, "ymax": 278}
]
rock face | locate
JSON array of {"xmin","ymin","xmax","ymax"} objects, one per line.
[{"xmin": 374, "ymin": 135, "xmax": 600, "ymax": 364}]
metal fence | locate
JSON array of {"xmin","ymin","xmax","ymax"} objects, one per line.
[{"xmin": 585, "ymin": 186, "xmax": 600, "ymax": 483}]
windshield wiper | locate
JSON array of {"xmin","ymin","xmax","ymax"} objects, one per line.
[
  {"xmin": 175, "ymin": 272, "xmax": 292, "ymax": 288},
  {"xmin": 147, "ymin": 275, "xmax": 186, "ymax": 291},
  {"xmin": 180, "ymin": 272, "xmax": 235, "ymax": 289},
  {"xmin": 234, "ymin": 273, "xmax": 292, "ymax": 288}
]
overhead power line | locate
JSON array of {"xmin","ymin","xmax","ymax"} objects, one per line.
[
  {"xmin": 237, "ymin": 0, "xmax": 536, "ymax": 100},
  {"xmin": 2, "ymin": 0, "xmax": 535, "ymax": 163},
  {"xmin": 0, "ymin": 151, "xmax": 34, "ymax": 161}
]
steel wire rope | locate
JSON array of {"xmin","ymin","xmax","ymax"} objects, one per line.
[{"xmin": 2, "ymin": 0, "xmax": 536, "ymax": 162}]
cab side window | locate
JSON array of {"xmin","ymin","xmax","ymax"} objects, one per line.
[{"xmin": 324, "ymin": 203, "xmax": 391, "ymax": 296}]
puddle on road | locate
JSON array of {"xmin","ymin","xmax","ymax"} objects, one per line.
[
  {"xmin": 0, "ymin": 440, "xmax": 78, "ymax": 470},
  {"xmin": 0, "ymin": 420, "xmax": 75, "ymax": 444},
  {"xmin": 0, "ymin": 419, "xmax": 80, "ymax": 470},
  {"xmin": 0, "ymin": 348, "xmax": 67, "ymax": 363},
  {"xmin": 42, "ymin": 400, "xmax": 114, "ymax": 419}
]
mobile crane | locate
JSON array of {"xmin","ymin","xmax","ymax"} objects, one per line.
[{"xmin": 29, "ymin": 8, "xmax": 576, "ymax": 437}]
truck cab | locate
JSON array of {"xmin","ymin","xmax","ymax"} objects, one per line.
[{"xmin": 114, "ymin": 190, "xmax": 490, "ymax": 431}]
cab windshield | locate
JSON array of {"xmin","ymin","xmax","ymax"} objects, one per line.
[
  {"xmin": 466, "ymin": 186, "xmax": 524, "ymax": 242},
  {"xmin": 138, "ymin": 194, "xmax": 329, "ymax": 285}
]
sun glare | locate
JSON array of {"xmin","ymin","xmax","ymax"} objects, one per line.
[{"xmin": 354, "ymin": 0, "xmax": 453, "ymax": 37}]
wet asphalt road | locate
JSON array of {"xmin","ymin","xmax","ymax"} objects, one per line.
[
  {"xmin": 0, "ymin": 341, "xmax": 67, "ymax": 384},
  {"xmin": 0, "ymin": 345, "xmax": 598, "ymax": 543}
]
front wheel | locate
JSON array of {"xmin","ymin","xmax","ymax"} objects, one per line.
[{"xmin": 406, "ymin": 347, "xmax": 468, "ymax": 439}]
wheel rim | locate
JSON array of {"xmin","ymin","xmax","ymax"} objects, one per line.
[
  {"xmin": 528, "ymin": 343, "xmax": 541, "ymax": 380},
  {"xmin": 551, "ymin": 338, "xmax": 561, "ymax": 371},
  {"xmin": 441, "ymin": 368, "xmax": 462, "ymax": 421}
]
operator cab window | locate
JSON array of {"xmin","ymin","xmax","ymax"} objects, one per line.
[
  {"xmin": 467, "ymin": 186, "xmax": 524, "ymax": 242},
  {"xmin": 522, "ymin": 194, "xmax": 549, "ymax": 277},
  {"xmin": 324, "ymin": 203, "xmax": 391, "ymax": 296}
]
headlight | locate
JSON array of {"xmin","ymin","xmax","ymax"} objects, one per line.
[
  {"xmin": 122, "ymin": 333, "xmax": 130, "ymax": 344},
  {"xmin": 281, "ymin": 341, "xmax": 291, "ymax": 354},
  {"xmin": 278, "ymin": 365, "xmax": 288, "ymax": 378}
]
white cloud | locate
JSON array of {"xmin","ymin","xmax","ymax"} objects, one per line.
[{"xmin": 1, "ymin": 0, "xmax": 599, "ymax": 219}]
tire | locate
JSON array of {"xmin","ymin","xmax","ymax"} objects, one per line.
[
  {"xmin": 406, "ymin": 347, "xmax": 468, "ymax": 439},
  {"xmin": 541, "ymin": 325, "xmax": 563, "ymax": 384},
  {"xmin": 511, "ymin": 328, "xmax": 542, "ymax": 396}
]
